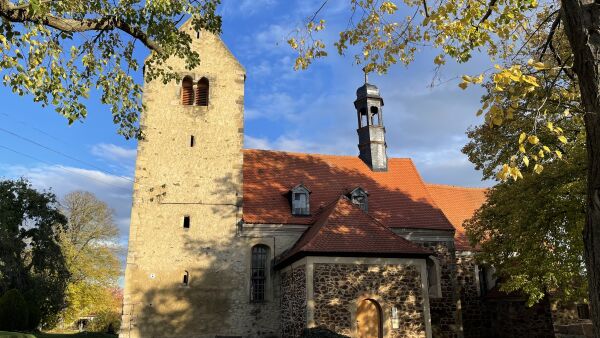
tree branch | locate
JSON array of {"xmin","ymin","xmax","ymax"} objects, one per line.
[
  {"xmin": 477, "ymin": 0, "xmax": 498, "ymax": 28},
  {"xmin": 423, "ymin": 0, "xmax": 430, "ymax": 17},
  {"xmin": 0, "ymin": 1, "xmax": 163, "ymax": 53},
  {"xmin": 539, "ymin": 13, "xmax": 561, "ymax": 59},
  {"xmin": 309, "ymin": 0, "xmax": 328, "ymax": 23},
  {"xmin": 538, "ymin": 11, "xmax": 576, "ymax": 81}
]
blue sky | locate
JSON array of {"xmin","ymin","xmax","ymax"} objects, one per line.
[{"xmin": 0, "ymin": 0, "xmax": 492, "ymax": 248}]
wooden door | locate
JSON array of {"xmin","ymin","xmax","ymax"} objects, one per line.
[{"xmin": 356, "ymin": 299, "xmax": 381, "ymax": 338}]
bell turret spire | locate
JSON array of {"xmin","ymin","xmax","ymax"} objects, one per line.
[{"xmin": 354, "ymin": 73, "xmax": 387, "ymax": 171}]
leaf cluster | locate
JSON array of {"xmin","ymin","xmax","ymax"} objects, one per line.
[
  {"xmin": 289, "ymin": 0, "xmax": 542, "ymax": 73},
  {"xmin": 0, "ymin": 0, "xmax": 222, "ymax": 139}
]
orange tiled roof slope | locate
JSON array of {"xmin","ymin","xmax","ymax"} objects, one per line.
[
  {"xmin": 243, "ymin": 149, "xmax": 454, "ymax": 231},
  {"xmin": 275, "ymin": 196, "xmax": 431, "ymax": 267},
  {"xmin": 425, "ymin": 184, "xmax": 488, "ymax": 250}
]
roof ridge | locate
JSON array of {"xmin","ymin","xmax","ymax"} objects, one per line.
[
  {"xmin": 274, "ymin": 196, "xmax": 345, "ymax": 264},
  {"xmin": 243, "ymin": 148, "xmax": 414, "ymax": 160},
  {"xmin": 309, "ymin": 195, "xmax": 347, "ymax": 221},
  {"xmin": 426, "ymin": 183, "xmax": 489, "ymax": 191},
  {"xmin": 333, "ymin": 198, "xmax": 429, "ymax": 252}
]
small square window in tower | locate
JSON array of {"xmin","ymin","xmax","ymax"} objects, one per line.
[
  {"xmin": 290, "ymin": 184, "xmax": 311, "ymax": 216},
  {"xmin": 190, "ymin": 135, "xmax": 195, "ymax": 147},
  {"xmin": 183, "ymin": 216, "xmax": 190, "ymax": 229},
  {"xmin": 349, "ymin": 187, "xmax": 369, "ymax": 212},
  {"xmin": 182, "ymin": 271, "xmax": 189, "ymax": 286}
]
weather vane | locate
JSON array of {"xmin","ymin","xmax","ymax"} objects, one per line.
[{"xmin": 362, "ymin": 66, "xmax": 369, "ymax": 84}]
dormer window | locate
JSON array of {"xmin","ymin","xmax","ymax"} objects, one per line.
[
  {"xmin": 349, "ymin": 187, "xmax": 368, "ymax": 212},
  {"xmin": 291, "ymin": 184, "xmax": 311, "ymax": 216}
]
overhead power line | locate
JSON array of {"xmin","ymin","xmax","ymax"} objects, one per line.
[
  {"xmin": 0, "ymin": 126, "xmax": 134, "ymax": 183},
  {"xmin": 0, "ymin": 143, "xmax": 133, "ymax": 190},
  {"xmin": 0, "ymin": 112, "xmax": 71, "ymax": 147}
]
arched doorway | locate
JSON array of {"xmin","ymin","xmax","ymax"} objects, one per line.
[{"xmin": 356, "ymin": 299, "xmax": 383, "ymax": 338}]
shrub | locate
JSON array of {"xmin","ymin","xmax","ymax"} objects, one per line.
[
  {"xmin": 88, "ymin": 310, "xmax": 121, "ymax": 334},
  {"xmin": 300, "ymin": 327, "xmax": 350, "ymax": 338},
  {"xmin": 0, "ymin": 289, "xmax": 29, "ymax": 331}
]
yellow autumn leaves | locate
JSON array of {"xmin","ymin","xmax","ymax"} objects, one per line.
[{"xmin": 460, "ymin": 59, "xmax": 572, "ymax": 180}]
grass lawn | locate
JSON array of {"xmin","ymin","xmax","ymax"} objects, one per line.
[{"xmin": 0, "ymin": 332, "xmax": 116, "ymax": 338}]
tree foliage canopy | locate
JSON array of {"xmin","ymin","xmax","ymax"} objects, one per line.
[
  {"xmin": 0, "ymin": 0, "xmax": 221, "ymax": 139},
  {"xmin": 465, "ymin": 122, "xmax": 586, "ymax": 304},
  {"xmin": 59, "ymin": 191, "xmax": 121, "ymax": 325},
  {"xmin": 0, "ymin": 178, "xmax": 69, "ymax": 328}
]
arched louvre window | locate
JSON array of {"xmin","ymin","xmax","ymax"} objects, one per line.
[
  {"xmin": 250, "ymin": 245, "xmax": 268, "ymax": 302},
  {"xmin": 181, "ymin": 76, "xmax": 194, "ymax": 105},
  {"xmin": 196, "ymin": 77, "xmax": 209, "ymax": 106}
]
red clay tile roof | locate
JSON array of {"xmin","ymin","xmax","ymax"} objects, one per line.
[
  {"xmin": 243, "ymin": 149, "xmax": 454, "ymax": 231},
  {"xmin": 275, "ymin": 196, "xmax": 431, "ymax": 268},
  {"xmin": 425, "ymin": 184, "xmax": 488, "ymax": 250}
]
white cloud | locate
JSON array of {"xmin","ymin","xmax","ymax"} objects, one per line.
[
  {"xmin": 91, "ymin": 143, "xmax": 137, "ymax": 162},
  {"xmin": 245, "ymin": 92, "xmax": 302, "ymax": 121},
  {"xmin": 245, "ymin": 134, "xmax": 355, "ymax": 156},
  {"xmin": 245, "ymin": 135, "xmax": 272, "ymax": 149},
  {"xmin": 238, "ymin": 24, "xmax": 296, "ymax": 59},
  {"xmin": 2, "ymin": 164, "xmax": 133, "ymax": 240}
]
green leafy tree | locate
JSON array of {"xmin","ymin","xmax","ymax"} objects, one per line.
[
  {"xmin": 461, "ymin": 40, "xmax": 588, "ymax": 304},
  {"xmin": 289, "ymin": 0, "xmax": 600, "ymax": 334},
  {"xmin": 0, "ymin": 178, "xmax": 69, "ymax": 328},
  {"xmin": 464, "ymin": 128, "xmax": 586, "ymax": 305},
  {"xmin": 0, "ymin": 0, "xmax": 221, "ymax": 139},
  {"xmin": 58, "ymin": 191, "xmax": 121, "ymax": 326}
]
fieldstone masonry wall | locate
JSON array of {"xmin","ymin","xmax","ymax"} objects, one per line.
[
  {"xmin": 456, "ymin": 252, "xmax": 486, "ymax": 338},
  {"xmin": 281, "ymin": 265, "xmax": 307, "ymax": 338},
  {"xmin": 312, "ymin": 263, "xmax": 427, "ymax": 338}
]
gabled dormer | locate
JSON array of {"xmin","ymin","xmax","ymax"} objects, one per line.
[
  {"xmin": 290, "ymin": 184, "xmax": 311, "ymax": 216},
  {"xmin": 349, "ymin": 187, "xmax": 368, "ymax": 212}
]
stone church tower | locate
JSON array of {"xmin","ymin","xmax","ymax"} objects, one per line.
[{"xmin": 120, "ymin": 22, "xmax": 278, "ymax": 338}]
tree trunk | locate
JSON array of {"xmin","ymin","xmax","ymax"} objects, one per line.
[{"xmin": 561, "ymin": 0, "xmax": 600, "ymax": 336}]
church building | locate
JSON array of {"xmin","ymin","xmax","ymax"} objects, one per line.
[{"xmin": 120, "ymin": 22, "xmax": 555, "ymax": 338}]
